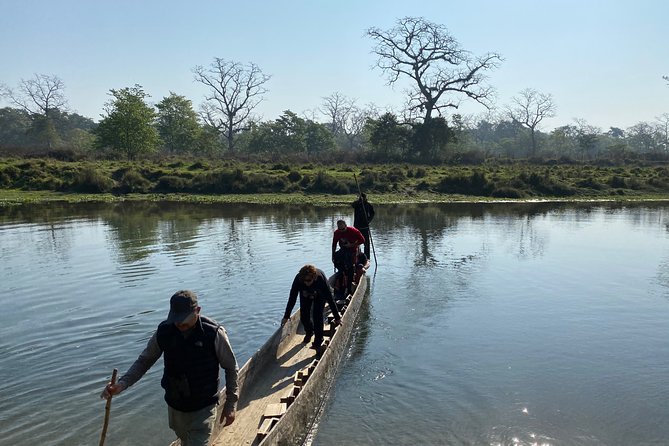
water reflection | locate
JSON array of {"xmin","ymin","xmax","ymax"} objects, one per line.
[{"xmin": 2, "ymin": 200, "xmax": 669, "ymax": 445}]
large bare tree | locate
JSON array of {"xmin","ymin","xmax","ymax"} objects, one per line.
[
  {"xmin": 367, "ymin": 17, "xmax": 502, "ymax": 121},
  {"xmin": 1, "ymin": 73, "xmax": 68, "ymax": 148},
  {"xmin": 506, "ymin": 88, "xmax": 556, "ymax": 156},
  {"xmin": 193, "ymin": 58, "xmax": 270, "ymax": 152}
]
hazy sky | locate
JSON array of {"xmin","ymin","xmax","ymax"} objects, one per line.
[{"xmin": 1, "ymin": 0, "xmax": 668, "ymax": 131}]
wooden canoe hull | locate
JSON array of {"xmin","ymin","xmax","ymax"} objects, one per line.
[{"xmin": 259, "ymin": 274, "xmax": 368, "ymax": 446}]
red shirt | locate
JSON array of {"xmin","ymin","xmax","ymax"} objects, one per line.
[{"xmin": 332, "ymin": 226, "xmax": 365, "ymax": 255}]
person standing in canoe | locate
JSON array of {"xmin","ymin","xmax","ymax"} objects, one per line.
[
  {"xmin": 282, "ymin": 264, "xmax": 341, "ymax": 355},
  {"xmin": 101, "ymin": 290, "xmax": 239, "ymax": 446},
  {"xmin": 332, "ymin": 219, "xmax": 365, "ymax": 295},
  {"xmin": 352, "ymin": 193, "xmax": 375, "ymax": 259}
]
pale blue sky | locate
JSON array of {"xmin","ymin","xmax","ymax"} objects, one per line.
[{"xmin": 1, "ymin": 0, "xmax": 667, "ymax": 131}]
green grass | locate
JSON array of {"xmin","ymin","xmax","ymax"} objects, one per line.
[{"xmin": 3, "ymin": 157, "xmax": 669, "ymax": 205}]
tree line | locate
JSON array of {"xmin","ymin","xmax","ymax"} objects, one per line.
[{"xmin": 1, "ymin": 17, "xmax": 668, "ymax": 165}]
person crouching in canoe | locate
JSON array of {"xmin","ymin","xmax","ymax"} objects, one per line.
[{"xmin": 282, "ymin": 264, "xmax": 342, "ymax": 356}]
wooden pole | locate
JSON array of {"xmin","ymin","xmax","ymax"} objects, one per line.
[
  {"xmin": 99, "ymin": 368, "xmax": 118, "ymax": 446},
  {"xmin": 353, "ymin": 174, "xmax": 378, "ymax": 267}
]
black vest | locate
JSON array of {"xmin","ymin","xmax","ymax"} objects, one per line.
[{"xmin": 156, "ymin": 316, "xmax": 220, "ymax": 412}]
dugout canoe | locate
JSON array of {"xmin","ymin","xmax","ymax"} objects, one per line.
[{"xmin": 170, "ymin": 272, "xmax": 369, "ymax": 446}]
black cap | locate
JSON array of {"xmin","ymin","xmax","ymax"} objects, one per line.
[{"xmin": 166, "ymin": 290, "xmax": 198, "ymax": 324}]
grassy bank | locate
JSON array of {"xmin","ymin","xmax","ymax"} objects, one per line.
[{"xmin": 3, "ymin": 157, "xmax": 669, "ymax": 205}]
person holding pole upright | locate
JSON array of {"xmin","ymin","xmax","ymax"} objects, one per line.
[{"xmin": 352, "ymin": 193, "xmax": 375, "ymax": 258}]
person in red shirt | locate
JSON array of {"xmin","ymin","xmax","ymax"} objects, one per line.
[{"xmin": 331, "ymin": 219, "xmax": 365, "ymax": 295}]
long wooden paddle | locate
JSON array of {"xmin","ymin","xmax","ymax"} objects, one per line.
[
  {"xmin": 99, "ymin": 368, "xmax": 118, "ymax": 446},
  {"xmin": 353, "ymin": 173, "xmax": 378, "ymax": 267}
]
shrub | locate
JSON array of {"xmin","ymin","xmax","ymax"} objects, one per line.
[
  {"xmin": 608, "ymin": 175, "xmax": 626, "ymax": 188},
  {"xmin": 243, "ymin": 173, "xmax": 288, "ymax": 193},
  {"xmin": 491, "ymin": 187, "xmax": 525, "ymax": 198},
  {"xmin": 155, "ymin": 175, "xmax": 191, "ymax": 192},
  {"xmin": 306, "ymin": 170, "xmax": 350, "ymax": 194},
  {"xmin": 575, "ymin": 177, "xmax": 604, "ymax": 190},
  {"xmin": 414, "ymin": 167, "xmax": 428, "ymax": 178},
  {"xmin": 188, "ymin": 161, "xmax": 207, "ymax": 170},
  {"xmin": 72, "ymin": 166, "xmax": 114, "ymax": 193},
  {"xmin": 287, "ymin": 170, "xmax": 302, "ymax": 182},
  {"xmin": 436, "ymin": 170, "xmax": 494, "ymax": 196},
  {"xmin": 386, "ymin": 166, "xmax": 406, "ymax": 183},
  {"xmin": 1, "ymin": 165, "xmax": 21, "ymax": 182},
  {"xmin": 192, "ymin": 169, "xmax": 247, "ymax": 193},
  {"xmin": 116, "ymin": 169, "xmax": 152, "ymax": 194}
]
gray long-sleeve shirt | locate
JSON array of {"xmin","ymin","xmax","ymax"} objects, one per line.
[{"xmin": 118, "ymin": 321, "xmax": 239, "ymax": 413}]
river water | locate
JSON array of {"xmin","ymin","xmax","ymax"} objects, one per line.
[{"xmin": 1, "ymin": 201, "xmax": 668, "ymax": 446}]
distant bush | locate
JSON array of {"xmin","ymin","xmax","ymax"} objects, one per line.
[
  {"xmin": 436, "ymin": 170, "xmax": 494, "ymax": 196},
  {"xmin": 46, "ymin": 149, "xmax": 84, "ymax": 162},
  {"xmin": 116, "ymin": 170, "xmax": 152, "ymax": 194},
  {"xmin": 287, "ymin": 170, "xmax": 302, "ymax": 182},
  {"xmin": 575, "ymin": 177, "xmax": 604, "ymax": 190},
  {"xmin": 608, "ymin": 175, "xmax": 626, "ymax": 188},
  {"xmin": 414, "ymin": 167, "xmax": 428, "ymax": 178},
  {"xmin": 155, "ymin": 175, "xmax": 191, "ymax": 192},
  {"xmin": 0, "ymin": 165, "xmax": 20, "ymax": 186},
  {"xmin": 188, "ymin": 161, "xmax": 207, "ymax": 170},
  {"xmin": 244, "ymin": 173, "xmax": 288, "ymax": 193},
  {"xmin": 306, "ymin": 170, "xmax": 350, "ymax": 194},
  {"xmin": 385, "ymin": 166, "xmax": 406, "ymax": 183},
  {"xmin": 192, "ymin": 169, "xmax": 246, "ymax": 193},
  {"xmin": 72, "ymin": 166, "xmax": 114, "ymax": 193},
  {"xmin": 271, "ymin": 163, "xmax": 291, "ymax": 171},
  {"xmin": 491, "ymin": 186, "xmax": 525, "ymax": 198}
]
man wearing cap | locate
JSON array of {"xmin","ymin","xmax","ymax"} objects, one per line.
[{"xmin": 101, "ymin": 290, "xmax": 239, "ymax": 446}]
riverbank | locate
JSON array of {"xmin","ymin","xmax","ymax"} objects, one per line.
[
  {"xmin": 3, "ymin": 189, "xmax": 669, "ymax": 207},
  {"xmin": 4, "ymin": 157, "xmax": 669, "ymax": 205}
]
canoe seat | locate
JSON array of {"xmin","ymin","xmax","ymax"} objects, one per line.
[
  {"xmin": 325, "ymin": 324, "xmax": 337, "ymax": 337},
  {"xmin": 294, "ymin": 370, "xmax": 306, "ymax": 386},
  {"xmin": 280, "ymin": 386, "xmax": 298, "ymax": 405},
  {"xmin": 264, "ymin": 402, "xmax": 287, "ymax": 418},
  {"xmin": 257, "ymin": 417, "xmax": 280, "ymax": 439}
]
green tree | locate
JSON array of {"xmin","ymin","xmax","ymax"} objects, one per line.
[
  {"xmin": 245, "ymin": 111, "xmax": 334, "ymax": 155},
  {"xmin": 0, "ymin": 107, "xmax": 32, "ymax": 147},
  {"xmin": 366, "ymin": 112, "xmax": 410, "ymax": 160},
  {"xmin": 155, "ymin": 92, "xmax": 201, "ymax": 153},
  {"xmin": 411, "ymin": 117, "xmax": 452, "ymax": 163},
  {"xmin": 94, "ymin": 85, "xmax": 160, "ymax": 159},
  {"xmin": 367, "ymin": 17, "xmax": 501, "ymax": 121}
]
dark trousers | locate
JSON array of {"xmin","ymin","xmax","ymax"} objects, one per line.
[
  {"xmin": 359, "ymin": 227, "xmax": 371, "ymax": 258},
  {"xmin": 299, "ymin": 294, "xmax": 326, "ymax": 345}
]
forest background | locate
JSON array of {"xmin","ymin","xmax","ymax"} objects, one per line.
[{"xmin": 2, "ymin": 17, "xmax": 669, "ymax": 202}]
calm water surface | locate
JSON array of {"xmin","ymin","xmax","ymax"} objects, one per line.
[{"xmin": 1, "ymin": 201, "xmax": 668, "ymax": 446}]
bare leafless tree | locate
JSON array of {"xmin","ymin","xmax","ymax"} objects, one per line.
[
  {"xmin": 1, "ymin": 74, "xmax": 68, "ymax": 148},
  {"xmin": 367, "ymin": 17, "xmax": 502, "ymax": 121},
  {"xmin": 2, "ymin": 73, "xmax": 68, "ymax": 115},
  {"xmin": 654, "ymin": 113, "xmax": 669, "ymax": 152},
  {"xmin": 193, "ymin": 58, "xmax": 270, "ymax": 152},
  {"xmin": 506, "ymin": 88, "xmax": 556, "ymax": 156},
  {"xmin": 319, "ymin": 92, "xmax": 356, "ymax": 135}
]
